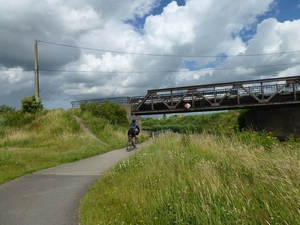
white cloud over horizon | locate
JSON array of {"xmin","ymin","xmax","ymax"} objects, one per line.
[{"xmin": 0, "ymin": 0, "xmax": 300, "ymax": 109}]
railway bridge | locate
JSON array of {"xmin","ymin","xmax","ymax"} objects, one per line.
[{"xmin": 71, "ymin": 76, "xmax": 300, "ymax": 139}]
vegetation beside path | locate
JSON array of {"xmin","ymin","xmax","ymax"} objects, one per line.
[
  {"xmin": 1, "ymin": 98, "xmax": 300, "ymax": 224},
  {"xmin": 79, "ymin": 132, "xmax": 300, "ymax": 225},
  {"xmin": 0, "ymin": 101, "xmax": 148, "ymax": 185}
]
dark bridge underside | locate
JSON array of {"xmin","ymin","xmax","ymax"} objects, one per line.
[{"xmin": 130, "ymin": 76, "xmax": 300, "ymax": 115}]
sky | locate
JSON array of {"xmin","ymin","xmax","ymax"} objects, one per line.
[{"xmin": 0, "ymin": 0, "xmax": 300, "ymax": 110}]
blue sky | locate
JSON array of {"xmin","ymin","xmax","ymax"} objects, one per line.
[
  {"xmin": 152, "ymin": 0, "xmax": 186, "ymax": 14},
  {"xmin": 275, "ymin": 0, "xmax": 300, "ymax": 22},
  {"xmin": 128, "ymin": 0, "xmax": 300, "ymax": 36},
  {"xmin": 146, "ymin": 0, "xmax": 300, "ymax": 23},
  {"xmin": 126, "ymin": 0, "xmax": 186, "ymax": 29},
  {"xmin": 0, "ymin": 0, "xmax": 300, "ymax": 109}
]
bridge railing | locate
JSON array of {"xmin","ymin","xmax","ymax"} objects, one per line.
[
  {"xmin": 130, "ymin": 76, "xmax": 300, "ymax": 115},
  {"xmin": 129, "ymin": 84, "xmax": 293, "ymax": 104}
]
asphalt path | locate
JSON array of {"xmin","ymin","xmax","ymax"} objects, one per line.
[{"xmin": 0, "ymin": 143, "xmax": 149, "ymax": 225}]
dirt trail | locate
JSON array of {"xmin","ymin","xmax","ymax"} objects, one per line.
[{"xmin": 73, "ymin": 115, "xmax": 108, "ymax": 145}]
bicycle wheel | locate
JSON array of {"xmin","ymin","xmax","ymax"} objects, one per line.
[{"xmin": 126, "ymin": 138, "xmax": 133, "ymax": 151}]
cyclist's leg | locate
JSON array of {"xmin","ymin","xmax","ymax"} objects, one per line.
[
  {"xmin": 126, "ymin": 132, "xmax": 133, "ymax": 151},
  {"xmin": 128, "ymin": 137, "xmax": 133, "ymax": 151},
  {"xmin": 126, "ymin": 138, "xmax": 130, "ymax": 151},
  {"xmin": 129, "ymin": 131, "xmax": 136, "ymax": 147}
]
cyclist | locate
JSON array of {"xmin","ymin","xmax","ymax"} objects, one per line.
[{"xmin": 127, "ymin": 119, "xmax": 140, "ymax": 148}]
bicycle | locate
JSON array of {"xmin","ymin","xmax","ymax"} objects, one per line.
[{"xmin": 126, "ymin": 134, "xmax": 139, "ymax": 152}]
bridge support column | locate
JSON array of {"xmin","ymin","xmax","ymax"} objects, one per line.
[
  {"xmin": 245, "ymin": 107, "xmax": 300, "ymax": 140},
  {"xmin": 123, "ymin": 104, "xmax": 142, "ymax": 128},
  {"xmin": 123, "ymin": 104, "xmax": 132, "ymax": 118}
]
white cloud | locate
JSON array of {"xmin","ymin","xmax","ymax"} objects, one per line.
[
  {"xmin": 220, "ymin": 18, "xmax": 300, "ymax": 80},
  {"xmin": 145, "ymin": 2, "xmax": 195, "ymax": 50},
  {"xmin": 58, "ymin": 5, "xmax": 102, "ymax": 34},
  {"xmin": 0, "ymin": 0, "xmax": 299, "ymax": 109}
]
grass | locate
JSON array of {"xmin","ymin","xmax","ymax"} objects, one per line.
[
  {"xmin": 0, "ymin": 109, "xmax": 148, "ymax": 185},
  {"xmin": 1, "ymin": 108, "xmax": 300, "ymax": 224},
  {"xmin": 79, "ymin": 132, "xmax": 300, "ymax": 225}
]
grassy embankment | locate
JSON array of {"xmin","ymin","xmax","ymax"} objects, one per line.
[
  {"xmin": 0, "ymin": 108, "xmax": 147, "ymax": 185},
  {"xmin": 1, "ymin": 107, "xmax": 300, "ymax": 224},
  {"xmin": 79, "ymin": 111, "xmax": 300, "ymax": 225}
]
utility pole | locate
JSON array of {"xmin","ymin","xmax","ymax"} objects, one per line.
[{"xmin": 34, "ymin": 39, "xmax": 40, "ymax": 101}]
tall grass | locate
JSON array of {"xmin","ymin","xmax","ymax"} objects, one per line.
[
  {"xmin": 0, "ymin": 109, "xmax": 143, "ymax": 184},
  {"xmin": 79, "ymin": 132, "xmax": 300, "ymax": 225},
  {"xmin": 73, "ymin": 110, "xmax": 148, "ymax": 148}
]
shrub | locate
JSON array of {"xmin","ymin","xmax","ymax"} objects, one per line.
[
  {"xmin": 0, "ymin": 118, "xmax": 4, "ymax": 126},
  {"xmin": 3, "ymin": 111, "xmax": 39, "ymax": 127},
  {"xmin": 80, "ymin": 101, "xmax": 128, "ymax": 127},
  {"xmin": 80, "ymin": 101, "xmax": 99, "ymax": 115},
  {"xmin": 0, "ymin": 118, "xmax": 4, "ymax": 137},
  {"xmin": 0, "ymin": 104, "xmax": 15, "ymax": 113},
  {"xmin": 21, "ymin": 95, "xmax": 43, "ymax": 113},
  {"xmin": 142, "ymin": 111, "xmax": 241, "ymax": 134}
]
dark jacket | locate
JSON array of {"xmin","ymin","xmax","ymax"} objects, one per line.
[{"xmin": 128, "ymin": 122, "xmax": 140, "ymax": 133}]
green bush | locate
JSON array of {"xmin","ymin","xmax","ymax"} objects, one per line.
[
  {"xmin": 142, "ymin": 112, "xmax": 237, "ymax": 134},
  {"xmin": 0, "ymin": 119, "xmax": 4, "ymax": 137},
  {"xmin": 21, "ymin": 95, "xmax": 43, "ymax": 113},
  {"xmin": 80, "ymin": 101, "xmax": 99, "ymax": 115},
  {"xmin": 0, "ymin": 104, "xmax": 15, "ymax": 113},
  {"xmin": 3, "ymin": 111, "xmax": 41, "ymax": 127},
  {"xmin": 152, "ymin": 125, "xmax": 165, "ymax": 131},
  {"xmin": 80, "ymin": 101, "xmax": 128, "ymax": 127},
  {"xmin": 0, "ymin": 118, "xmax": 4, "ymax": 126},
  {"xmin": 170, "ymin": 124, "xmax": 185, "ymax": 133}
]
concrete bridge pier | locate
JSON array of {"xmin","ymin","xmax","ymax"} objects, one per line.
[
  {"xmin": 123, "ymin": 104, "xmax": 142, "ymax": 128},
  {"xmin": 123, "ymin": 104, "xmax": 132, "ymax": 118},
  {"xmin": 245, "ymin": 107, "xmax": 300, "ymax": 140}
]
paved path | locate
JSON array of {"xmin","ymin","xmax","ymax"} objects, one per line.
[{"xmin": 0, "ymin": 142, "xmax": 151, "ymax": 225}]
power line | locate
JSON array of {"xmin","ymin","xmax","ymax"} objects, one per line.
[
  {"xmin": 1, "ymin": 62, "xmax": 299, "ymax": 73},
  {"xmin": 38, "ymin": 40, "xmax": 300, "ymax": 58},
  {"xmin": 37, "ymin": 62, "xmax": 300, "ymax": 74},
  {"xmin": 0, "ymin": 68, "xmax": 33, "ymax": 72}
]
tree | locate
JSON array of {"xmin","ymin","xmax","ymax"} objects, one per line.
[
  {"xmin": 0, "ymin": 104, "xmax": 15, "ymax": 113},
  {"xmin": 21, "ymin": 95, "xmax": 43, "ymax": 113}
]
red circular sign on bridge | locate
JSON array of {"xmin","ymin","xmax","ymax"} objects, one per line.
[{"xmin": 184, "ymin": 103, "xmax": 191, "ymax": 109}]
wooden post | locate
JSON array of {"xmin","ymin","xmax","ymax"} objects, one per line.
[{"xmin": 34, "ymin": 40, "xmax": 39, "ymax": 101}]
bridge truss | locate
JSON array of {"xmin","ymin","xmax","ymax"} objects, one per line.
[{"xmin": 130, "ymin": 76, "xmax": 300, "ymax": 115}]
